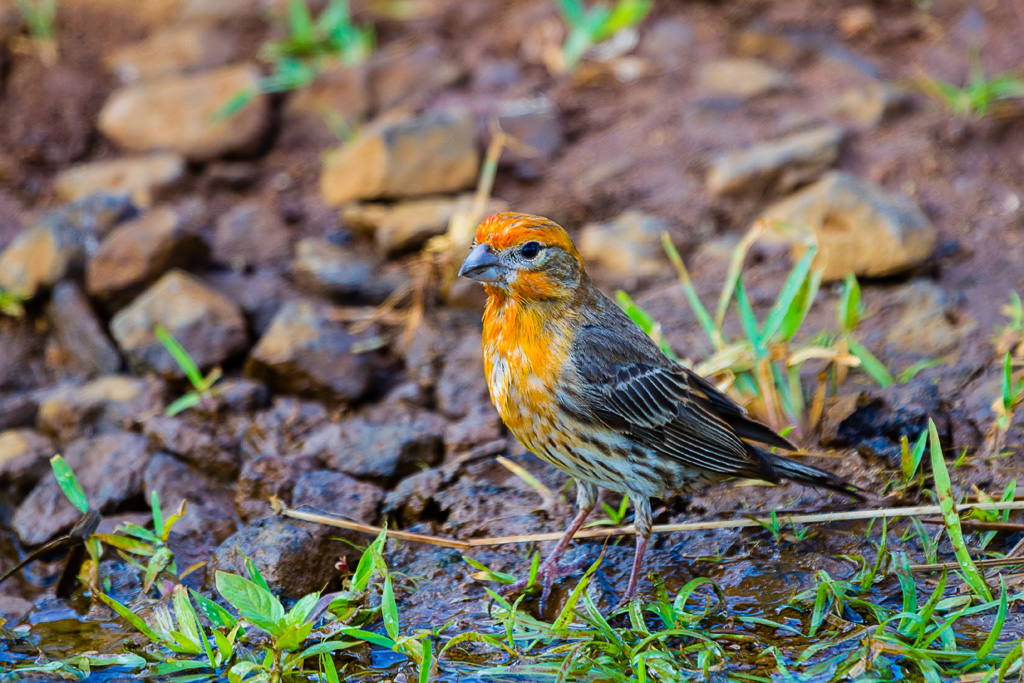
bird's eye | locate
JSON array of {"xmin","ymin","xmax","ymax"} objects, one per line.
[{"xmin": 520, "ymin": 241, "xmax": 542, "ymax": 259}]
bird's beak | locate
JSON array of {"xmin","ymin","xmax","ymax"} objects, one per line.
[{"xmin": 458, "ymin": 244, "xmax": 503, "ymax": 283}]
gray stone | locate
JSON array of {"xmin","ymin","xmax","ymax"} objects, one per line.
[
  {"xmin": 36, "ymin": 376, "xmax": 162, "ymax": 442},
  {"xmin": 210, "ymin": 517, "xmax": 337, "ymax": 598},
  {"xmin": 290, "ymin": 238, "xmax": 400, "ymax": 302},
  {"xmin": 759, "ymin": 171, "xmax": 937, "ymax": 281},
  {"xmin": 0, "ymin": 428, "xmax": 53, "ymax": 492},
  {"xmin": 293, "ymin": 470, "xmax": 383, "ymax": 522},
  {"xmin": 320, "ymin": 111, "xmax": 479, "ymax": 205},
  {"xmin": 578, "ymin": 210, "xmax": 670, "ymax": 289},
  {"xmin": 493, "ymin": 97, "xmax": 563, "ymax": 178},
  {"xmin": 698, "ymin": 58, "xmax": 794, "ymax": 99},
  {"xmin": 302, "ymin": 407, "xmax": 445, "ymax": 482},
  {"xmin": 235, "ymin": 453, "xmax": 320, "ymax": 523},
  {"xmin": 110, "ymin": 270, "xmax": 248, "ymax": 377},
  {"xmin": 246, "ymin": 300, "xmax": 374, "ymax": 403},
  {"xmin": 46, "ymin": 281, "xmax": 122, "ymax": 375},
  {"xmin": 13, "ymin": 433, "xmax": 150, "ymax": 545},
  {"xmin": 706, "ymin": 126, "xmax": 845, "ymax": 197},
  {"xmin": 212, "ymin": 202, "xmax": 291, "ymax": 270},
  {"xmin": 436, "ymin": 332, "xmax": 489, "ymax": 419},
  {"xmin": 142, "ymin": 415, "xmax": 239, "ymax": 479}
]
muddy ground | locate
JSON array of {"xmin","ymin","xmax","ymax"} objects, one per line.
[{"xmin": 0, "ymin": 0, "xmax": 1023, "ymax": 680}]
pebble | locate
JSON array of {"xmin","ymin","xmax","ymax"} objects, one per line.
[
  {"xmin": 212, "ymin": 201, "xmax": 292, "ymax": 270},
  {"xmin": 46, "ymin": 281, "xmax": 123, "ymax": 376},
  {"xmin": 98, "ymin": 64, "xmax": 270, "ymax": 161},
  {"xmin": 245, "ymin": 299, "xmax": 374, "ymax": 403},
  {"xmin": 320, "ymin": 111, "xmax": 479, "ymax": 205},
  {"xmin": 706, "ymin": 126, "xmax": 845, "ymax": 197},
  {"xmin": 758, "ymin": 171, "xmax": 937, "ymax": 281},
  {"xmin": 110, "ymin": 270, "xmax": 248, "ymax": 376},
  {"xmin": 103, "ymin": 24, "xmax": 237, "ymax": 84},
  {"xmin": 53, "ymin": 153, "xmax": 186, "ymax": 207},
  {"xmin": 698, "ymin": 58, "xmax": 795, "ymax": 99},
  {"xmin": 578, "ymin": 210, "xmax": 671, "ymax": 289},
  {"xmin": 0, "ymin": 428, "xmax": 53, "ymax": 492}
]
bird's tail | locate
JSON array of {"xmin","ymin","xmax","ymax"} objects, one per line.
[{"xmin": 758, "ymin": 450, "xmax": 867, "ymax": 501}]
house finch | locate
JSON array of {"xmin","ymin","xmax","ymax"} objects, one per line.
[{"xmin": 459, "ymin": 212, "xmax": 862, "ymax": 603}]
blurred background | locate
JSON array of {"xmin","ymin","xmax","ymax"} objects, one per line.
[{"xmin": 0, "ymin": 0, "xmax": 1023, "ymax": 680}]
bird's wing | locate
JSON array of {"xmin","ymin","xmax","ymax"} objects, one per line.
[{"xmin": 565, "ymin": 323, "xmax": 776, "ymax": 479}]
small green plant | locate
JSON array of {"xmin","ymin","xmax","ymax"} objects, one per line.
[
  {"xmin": 995, "ymin": 290, "xmax": 1024, "ymax": 356},
  {"xmin": 218, "ymin": 0, "xmax": 373, "ymax": 119},
  {"xmin": 983, "ymin": 352, "xmax": 1024, "ymax": 456},
  {"xmin": 155, "ymin": 324, "xmax": 224, "ymax": 416},
  {"xmin": 753, "ymin": 509, "xmax": 809, "ymax": 543},
  {"xmin": 555, "ymin": 0, "xmax": 652, "ymax": 72},
  {"xmin": 0, "ymin": 287, "xmax": 30, "ymax": 318},
  {"xmin": 920, "ymin": 50, "xmax": 1024, "ymax": 118},
  {"xmin": 12, "ymin": 0, "xmax": 57, "ymax": 64}
]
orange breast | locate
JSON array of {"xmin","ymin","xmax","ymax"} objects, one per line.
[{"xmin": 481, "ymin": 294, "xmax": 572, "ymax": 454}]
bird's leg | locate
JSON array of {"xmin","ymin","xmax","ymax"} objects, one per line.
[
  {"xmin": 504, "ymin": 481, "xmax": 598, "ymax": 606},
  {"xmin": 623, "ymin": 496, "xmax": 652, "ymax": 601}
]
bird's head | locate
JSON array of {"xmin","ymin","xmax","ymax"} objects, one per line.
[{"xmin": 458, "ymin": 212, "xmax": 586, "ymax": 302}]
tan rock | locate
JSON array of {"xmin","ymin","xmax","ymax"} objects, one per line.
[
  {"xmin": 284, "ymin": 62, "xmax": 369, "ymax": 131},
  {"xmin": 53, "ymin": 153, "xmax": 186, "ymax": 206},
  {"xmin": 36, "ymin": 376, "xmax": 162, "ymax": 441},
  {"xmin": 0, "ymin": 429, "xmax": 53, "ymax": 489},
  {"xmin": 699, "ymin": 58, "xmax": 794, "ymax": 99},
  {"xmin": 98, "ymin": 64, "xmax": 270, "ymax": 161},
  {"xmin": 104, "ymin": 24, "xmax": 237, "ymax": 84},
  {"xmin": 110, "ymin": 270, "xmax": 247, "ymax": 376},
  {"xmin": 759, "ymin": 172, "xmax": 937, "ymax": 281},
  {"xmin": 707, "ymin": 126, "xmax": 845, "ymax": 197},
  {"xmin": 0, "ymin": 223, "xmax": 85, "ymax": 298},
  {"xmin": 342, "ymin": 194, "xmax": 507, "ymax": 256},
  {"xmin": 579, "ymin": 211, "xmax": 671, "ymax": 289},
  {"xmin": 320, "ymin": 111, "xmax": 479, "ymax": 205}
]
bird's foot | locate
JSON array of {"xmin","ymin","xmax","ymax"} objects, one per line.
[{"xmin": 501, "ymin": 556, "xmax": 589, "ymax": 612}]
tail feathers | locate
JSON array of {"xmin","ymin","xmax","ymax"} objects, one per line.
[{"xmin": 759, "ymin": 450, "xmax": 866, "ymax": 501}]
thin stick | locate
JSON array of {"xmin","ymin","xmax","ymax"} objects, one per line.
[
  {"xmin": 910, "ymin": 556, "xmax": 1024, "ymax": 573},
  {"xmin": 277, "ymin": 500, "xmax": 1024, "ymax": 550},
  {"xmin": 918, "ymin": 518, "xmax": 1024, "ymax": 532}
]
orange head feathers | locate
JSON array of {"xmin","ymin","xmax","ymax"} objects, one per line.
[{"xmin": 459, "ymin": 212, "xmax": 587, "ymax": 302}]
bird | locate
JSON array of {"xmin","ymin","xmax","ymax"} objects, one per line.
[{"xmin": 458, "ymin": 211, "xmax": 864, "ymax": 604}]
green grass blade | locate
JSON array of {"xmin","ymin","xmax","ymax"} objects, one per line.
[
  {"xmin": 928, "ymin": 418, "xmax": 993, "ymax": 601},
  {"xmin": 662, "ymin": 233, "xmax": 718, "ymax": 346},
  {"xmin": 734, "ymin": 278, "xmax": 763, "ymax": 354},
  {"xmin": 847, "ymin": 338, "xmax": 895, "ymax": 387},
  {"xmin": 761, "ymin": 243, "xmax": 817, "ymax": 342},
  {"xmin": 50, "ymin": 455, "xmax": 89, "ymax": 513},
  {"xmin": 155, "ymin": 325, "xmax": 204, "ymax": 389},
  {"xmin": 381, "ymin": 575, "xmax": 399, "ymax": 640},
  {"xmin": 837, "ymin": 273, "xmax": 861, "ymax": 333}
]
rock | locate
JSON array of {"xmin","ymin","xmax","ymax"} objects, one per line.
[
  {"xmin": 382, "ymin": 467, "xmax": 444, "ymax": 524},
  {"xmin": 639, "ymin": 17, "xmax": 696, "ymax": 71},
  {"xmin": 110, "ymin": 270, "xmax": 248, "ymax": 376},
  {"xmin": 301, "ymin": 406, "xmax": 445, "ymax": 482},
  {"xmin": 292, "ymin": 470, "xmax": 383, "ymax": 522},
  {"xmin": 246, "ymin": 300, "xmax": 374, "ymax": 403},
  {"xmin": 0, "ymin": 594, "xmax": 33, "ymax": 623},
  {"xmin": 370, "ymin": 41, "xmax": 462, "ymax": 111},
  {"xmin": 290, "ymin": 237, "xmax": 402, "ymax": 302},
  {"xmin": 706, "ymin": 126, "xmax": 845, "ymax": 197},
  {"xmin": 436, "ymin": 332, "xmax": 489, "ymax": 419},
  {"xmin": 0, "ymin": 429, "xmax": 53, "ymax": 492},
  {"xmin": 235, "ymin": 453, "xmax": 320, "ymax": 522},
  {"xmin": 98, "ymin": 64, "xmax": 270, "ymax": 161},
  {"xmin": 211, "ymin": 378, "xmax": 269, "ymax": 413},
  {"xmin": 0, "ymin": 196, "xmax": 140, "ymax": 298},
  {"xmin": 104, "ymin": 24, "xmax": 237, "ymax": 84},
  {"xmin": 211, "ymin": 517, "xmax": 338, "ymax": 598},
  {"xmin": 53, "ymin": 154, "xmax": 186, "ymax": 207},
  {"xmin": 0, "ymin": 224, "xmax": 86, "ymax": 299},
  {"xmin": 831, "ymin": 82, "xmax": 911, "ymax": 128},
  {"xmin": 0, "ymin": 393, "xmax": 39, "ymax": 432},
  {"xmin": 36, "ymin": 376, "xmax": 161, "ymax": 442},
  {"xmin": 578, "ymin": 210, "xmax": 670, "ymax": 289},
  {"xmin": 320, "ymin": 111, "xmax": 479, "ymax": 205},
  {"xmin": 212, "ymin": 201, "xmax": 291, "ymax": 270},
  {"xmin": 819, "ymin": 382, "xmax": 952, "ymax": 467},
  {"xmin": 759, "ymin": 172, "xmax": 937, "ymax": 281},
  {"xmin": 698, "ymin": 58, "xmax": 794, "ymax": 99},
  {"xmin": 492, "ymin": 97, "xmax": 563, "ymax": 179},
  {"xmin": 46, "ymin": 281, "xmax": 122, "ymax": 376},
  {"xmin": 882, "ymin": 280, "xmax": 974, "ymax": 356},
  {"xmin": 202, "ymin": 268, "xmax": 292, "ymax": 336},
  {"xmin": 13, "ymin": 433, "xmax": 150, "ymax": 546},
  {"xmin": 142, "ymin": 415, "xmax": 239, "ymax": 479},
  {"xmin": 144, "ymin": 453, "xmax": 237, "ymax": 570},
  {"xmin": 342, "ymin": 195, "xmax": 507, "ymax": 257},
  {"xmin": 444, "ymin": 405, "xmax": 503, "ymax": 457},
  {"xmin": 838, "ymin": 6, "xmax": 876, "ymax": 38},
  {"xmin": 87, "ymin": 206, "xmax": 209, "ymax": 307},
  {"xmin": 283, "ymin": 63, "xmax": 370, "ymax": 135}
]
